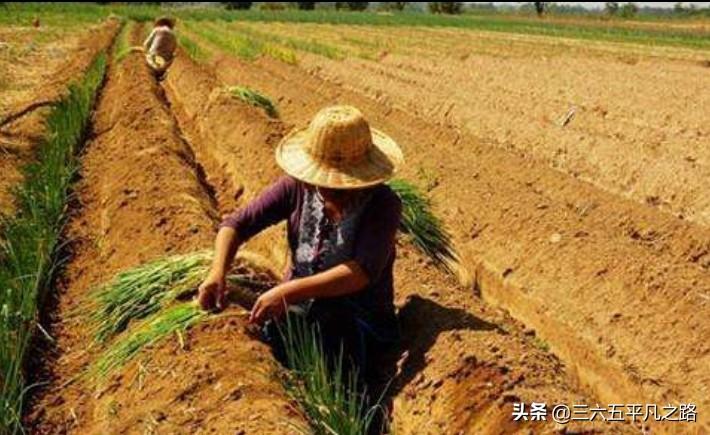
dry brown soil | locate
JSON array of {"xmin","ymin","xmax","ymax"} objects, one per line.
[
  {"xmin": 167, "ymin": 41, "xmax": 641, "ymax": 434},
  {"xmin": 185, "ymin": 26, "xmax": 710, "ymax": 434}
]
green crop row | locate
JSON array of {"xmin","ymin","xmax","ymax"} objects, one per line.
[{"xmin": 0, "ymin": 51, "xmax": 107, "ymax": 435}]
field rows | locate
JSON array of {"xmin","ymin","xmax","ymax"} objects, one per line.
[
  {"xmin": 181, "ymin": 21, "xmax": 710, "ymax": 432},
  {"xmin": 1, "ymin": 8, "xmax": 707, "ymax": 435}
]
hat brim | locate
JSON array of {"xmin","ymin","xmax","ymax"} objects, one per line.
[{"xmin": 275, "ymin": 128, "xmax": 403, "ymax": 189}]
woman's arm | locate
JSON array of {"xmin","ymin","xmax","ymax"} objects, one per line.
[
  {"xmin": 250, "ymin": 261, "xmax": 369, "ymax": 324},
  {"xmin": 143, "ymin": 28, "xmax": 156, "ymax": 50},
  {"xmin": 198, "ymin": 177, "xmax": 298, "ymax": 310},
  {"xmin": 197, "ymin": 227, "xmax": 242, "ymax": 310}
]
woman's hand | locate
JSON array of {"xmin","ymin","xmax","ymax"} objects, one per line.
[
  {"xmin": 250, "ymin": 286, "xmax": 288, "ymax": 325},
  {"xmin": 197, "ymin": 271, "xmax": 226, "ymax": 311}
]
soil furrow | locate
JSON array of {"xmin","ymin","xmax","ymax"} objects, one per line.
[
  {"xmin": 188, "ymin": 34, "xmax": 709, "ymax": 432},
  {"xmin": 27, "ymin": 26, "xmax": 302, "ymax": 434},
  {"xmin": 163, "ymin": 48, "xmax": 641, "ymax": 434}
]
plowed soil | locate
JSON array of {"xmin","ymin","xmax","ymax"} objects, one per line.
[
  {"xmin": 185, "ymin": 27, "xmax": 709, "ymax": 433},
  {"xmin": 0, "ymin": 20, "xmax": 119, "ymax": 215},
  {"xmin": 27, "ymin": 26, "xmax": 303, "ymax": 434},
  {"xmin": 238, "ymin": 21, "xmax": 710, "ymax": 228},
  {"xmin": 165, "ymin": 45, "xmax": 640, "ymax": 434}
]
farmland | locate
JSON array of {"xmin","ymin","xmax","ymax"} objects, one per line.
[{"xmin": 1, "ymin": 3, "xmax": 709, "ymax": 435}]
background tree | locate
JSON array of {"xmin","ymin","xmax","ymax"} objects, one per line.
[
  {"xmin": 381, "ymin": 2, "xmax": 407, "ymax": 11},
  {"xmin": 619, "ymin": 2, "xmax": 638, "ymax": 18},
  {"xmin": 335, "ymin": 2, "xmax": 369, "ymax": 10},
  {"xmin": 605, "ymin": 2, "xmax": 619, "ymax": 15},
  {"xmin": 347, "ymin": 2, "xmax": 369, "ymax": 10},
  {"xmin": 428, "ymin": 2, "xmax": 463, "ymax": 14},
  {"xmin": 534, "ymin": 2, "xmax": 546, "ymax": 16},
  {"xmin": 295, "ymin": 2, "xmax": 317, "ymax": 10},
  {"xmin": 222, "ymin": 2, "xmax": 253, "ymax": 10}
]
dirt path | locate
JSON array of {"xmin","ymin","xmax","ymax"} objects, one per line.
[
  {"xmin": 27, "ymin": 27, "xmax": 302, "ymax": 434},
  {"xmin": 0, "ymin": 20, "xmax": 119, "ymax": 216},
  {"xmin": 164, "ymin": 46, "xmax": 644, "ymax": 434},
  {"xmin": 185, "ymin": 30, "xmax": 709, "ymax": 432}
]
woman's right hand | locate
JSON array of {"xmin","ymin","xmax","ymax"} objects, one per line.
[{"xmin": 197, "ymin": 271, "xmax": 226, "ymax": 311}]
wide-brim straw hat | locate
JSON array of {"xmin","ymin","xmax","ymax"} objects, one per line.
[{"xmin": 275, "ymin": 105, "xmax": 403, "ymax": 189}]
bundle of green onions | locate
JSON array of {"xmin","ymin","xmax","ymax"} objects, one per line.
[
  {"xmin": 228, "ymin": 85, "xmax": 279, "ymax": 118},
  {"xmin": 87, "ymin": 302, "xmax": 206, "ymax": 381},
  {"xmin": 85, "ymin": 250, "xmax": 213, "ymax": 343},
  {"xmin": 388, "ymin": 178, "xmax": 457, "ymax": 272}
]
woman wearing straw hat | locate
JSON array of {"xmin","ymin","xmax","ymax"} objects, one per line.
[{"xmin": 198, "ymin": 105, "xmax": 403, "ymax": 381}]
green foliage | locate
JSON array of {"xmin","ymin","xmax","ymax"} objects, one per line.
[
  {"xmin": 228, "ymin": 86, "xmax": 280, "ymax": 118},
  {"xmin": 223, "ymin": 2, "xmax": 253, "ymax": 10},
  {"xmin": 178, "ymin": 33, "xmax": 208, "ymax": 62},
  {"xmin": 114, "ymin": 21, "xmax": 135, "ymax": 63},
  {"xmin": 380, "ymin": 2, "xmax": 408, "ymax": 11},
  {"xmin": 295, "ymin": 2, "xmax": 317, "ymax": 10},
  {"xmin": 605, "ymin": 2, "xmax": 620, "ymax": 15},
  {"xmin": 388, "ymin": 179, "xmax": 457, "ymax": 272},
  {"xmin": 87, "ymin": 303, "xmax": 206, "ymax": 381},
  {"xmin": 279, "ymin": 314, "xmax": 384, "ymax": 435},
  {"xmin": 230, "ymin": 22, "xmax": 343, "ymax": 60},
  {"xmin": 428, "ymin": 2, "xmax": 463, "ymax": 14},
  {"xmin": 0, "ymin": 51, "xmax": 107, "ymax": 435},
  {"xmin": 84, "ymin": 251, "xmax": 213, "ymax": 343},
  {"xmin": 534, "ymin": 2, "xmax": 546, "ymax": 16},
  {"xmin": 335, "ymin": 2, "xmax": 370, "ymax": 11},
  {"xmin": 620, "ymin": 2, "xmax": 639, "ymax": 18}
]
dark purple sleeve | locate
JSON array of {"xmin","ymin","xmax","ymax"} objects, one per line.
[
  {"xmin": 353, "ymin": 187, "xmax": 402, "ymax": 283},
  {"xmin": 220, "ymin": 176, "xmax": 298, "ymax": 242}
]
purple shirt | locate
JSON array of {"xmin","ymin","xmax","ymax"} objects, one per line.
[{"xmin": 220, "ymin": 176, "xmax": 401, "ymax": 339}]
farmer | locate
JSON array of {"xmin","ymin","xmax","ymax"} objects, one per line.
[
  {"xmin": 198, "ymin": 105, "xmax": 403, "ymax": 384},
  {"xmin": 142, "ymin": 16, "xmax": 177, "ymax": 79}
]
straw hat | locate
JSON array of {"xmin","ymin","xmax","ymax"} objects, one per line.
[{"xmin": 275, "ymin": 106, "xmax": 403, "ymax": 189}]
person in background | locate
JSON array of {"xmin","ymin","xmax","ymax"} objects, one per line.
[
  {"xmin": 197, "ymin": 106, "xmax": 404, "ymax": 431},
  {"xmin": 143, "ymin": 16, "xmax": 177, "ymax": 80}
]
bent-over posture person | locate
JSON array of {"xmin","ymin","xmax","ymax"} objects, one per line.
[
  {"xmin": 198, "ymin": 105, "xmax": 404, "ymax": 409},
  {"xmin": 143, "ymin": 16, "xmax": 177, "ymax": 79}
]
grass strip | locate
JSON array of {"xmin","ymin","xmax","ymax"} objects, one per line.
[
  {"xmin": 0, "ymin": 51, "xmax": 107, "ymax": 434},
  {"xmin": 279, "ymin": 314, "xmax": 385, "ymax": 435},
  {"xmin": 87, "ymin": 302, "xmax": 206, "ymax": 382},
  {"xmin": 178, "ymin": 33, "xmax": 208, "ymax": 63},
  {"xmin": 114, "ymin": 20, "xmax": 135, "ymax": 63},
  {"xmin": 230, "ymin": 22, "xmax": 345, "ymax": 60},
  {"xmin": 185, "ymin": 21, "xmax": 297, "ymax": 64},
  {"xmin": 185, "ymin": 20, "xmax": 262, "ymax": 61},
  {"xmin": 2, "ymin": 4, "xmax": 708, "ymax": 50},
  {"xmin": 388, "ymin": 178, "xmax": 457, "ymax": 272},
  {"xmin": 227, "ymin": 86, "xmax": 279, "ymax": 118}
]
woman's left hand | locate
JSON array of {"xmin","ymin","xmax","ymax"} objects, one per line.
[{"xmin": 249, "ymin": 286, "xmax": 288, "ymax": 325}]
